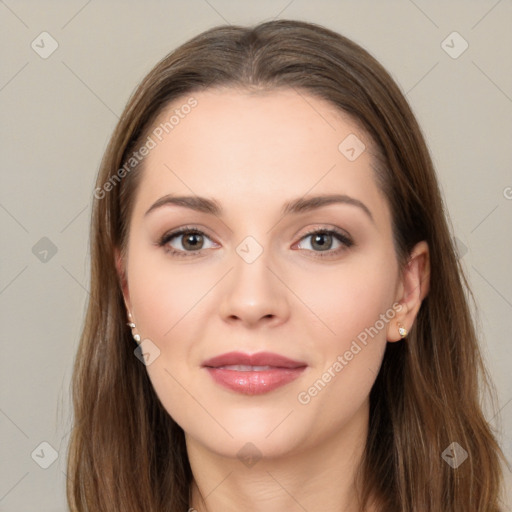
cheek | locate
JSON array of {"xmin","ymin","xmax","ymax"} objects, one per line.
[
  {"xmin": 127, "ymin": 253, "xmax": 213, "ymax": 430},
  {"xmin": 127, "ymin": 249, "xmax": 216, "ymax": 341},
  {"xmin": 289, "ymin": 257, "xmax": 397, "ymax": 440},
  {"xmin": 298, "ymin": 252, "xmax": 399, "ymax": 353}
]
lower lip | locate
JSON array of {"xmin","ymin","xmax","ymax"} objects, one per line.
[{"xmin": 205, "ymin": 367, "xmax": 306, "ymax": 395}]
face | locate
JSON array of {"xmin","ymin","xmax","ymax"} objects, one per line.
[{"xmin": 118, "ymin": 87, "xmax": 404, "ymax": 460}]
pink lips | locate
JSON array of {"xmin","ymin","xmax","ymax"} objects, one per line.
[{"xmin": 202, "ymin": 351, "xmax": 307, "ymax": 395}]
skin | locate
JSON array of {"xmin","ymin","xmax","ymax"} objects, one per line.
[{"xmin": 116, "ymin": 88, "xmax": 430, "ymax": 512}]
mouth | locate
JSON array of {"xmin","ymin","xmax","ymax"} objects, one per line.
[
  {"xmin": 213, "ymin": 365, "xmax": 282, "ymax": 371},
  {"xmin": 202, "ymin": 351, "xmax": 307, "ymax": 395}
]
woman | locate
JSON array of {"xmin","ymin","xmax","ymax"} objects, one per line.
[{"xmin": 67, "ymin": 19, "xmax": 506, "ymax": 511}]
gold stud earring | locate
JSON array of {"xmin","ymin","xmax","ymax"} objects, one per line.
[{"xmin": 398, "ymin": 323, "xmax": 408, "ymax": 339}]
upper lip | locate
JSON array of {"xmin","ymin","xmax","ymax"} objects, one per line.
[{"xmin": 202, "ymin": 351, "xmax": 307, "ymax": 369}]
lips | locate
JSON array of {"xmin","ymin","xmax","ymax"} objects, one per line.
[
  {"xmin": 202, "ymin": 351, "xmax": 307, "ymax": 395},
  {"xmin": 202, "ymin": 351, "xmax": 306, "ymax": 369}
]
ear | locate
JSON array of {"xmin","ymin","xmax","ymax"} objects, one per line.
[
  {"xmin": 387, "ymin": 240, "xmax": 430, "ymax": 342},
  {"xmin": 114, "ymin": 247, "xmax": 131, "ymax": 314}
]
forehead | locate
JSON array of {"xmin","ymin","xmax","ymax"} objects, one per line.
[
  {"xmin": 132, "ymin": 87, "xmax": 388, "ymax": 224},
  {"xmin": 150, "ymin": 87, "xmax": 364, "ymax": 160}
]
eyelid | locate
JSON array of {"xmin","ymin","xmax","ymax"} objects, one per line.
[{"xmin": 297, "ymin": 225, "xmax": 352, "ymax": 244}]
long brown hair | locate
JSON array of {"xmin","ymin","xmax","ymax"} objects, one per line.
[{"xmin": 66, "ymin": 19, "xmax": 506, "ymax": 511}]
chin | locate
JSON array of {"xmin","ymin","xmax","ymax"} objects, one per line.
[
  {"xmin": 189, "ymin": 428, "xmax": 306, "ymax": 462},
  {"xmin": 181, "ymin": 401, "xmax": 320, "ymax": 461}
]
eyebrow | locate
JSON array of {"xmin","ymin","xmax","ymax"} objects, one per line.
[{"xmin": 144, "ymin": 193, "xmax": 374, "ymax": 223}]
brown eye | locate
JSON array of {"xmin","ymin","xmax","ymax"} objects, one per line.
[
  {"xmin": 158, "ymin": 227, "xmax": 217, "ymax": 257},
  {"xmin": 181, "ymin": 232, "xmax": 204, "ymax": 250}
]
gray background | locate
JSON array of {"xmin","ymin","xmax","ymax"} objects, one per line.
[{"xmin": 1, "ymin": 1, "xmax": 511, "ymax": 510}]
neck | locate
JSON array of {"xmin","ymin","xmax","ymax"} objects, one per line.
[{"xmin": 186, "ymin": 400, "xmax": 378, "ymax": 512}]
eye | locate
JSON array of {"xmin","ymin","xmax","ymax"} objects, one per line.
[
  {"xmin": 295, "ymin": 228, "xmax": 354, "ymax": 258},
  {"xmin": 158, "ymin": 226, "xmax": 217, "ymax": 257},
  {"xmin": 158, "ymin": 225, "xmax": 354, "ymax": 259}
]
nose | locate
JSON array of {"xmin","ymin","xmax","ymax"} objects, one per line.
[{"xmin": 218, "ymin": 243, "xmax": 290, "ymax": 328}]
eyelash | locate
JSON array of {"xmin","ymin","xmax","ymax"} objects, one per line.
[{"xmin": 157, "ymin": 225, "xmax": 354, "ymax": 259}]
